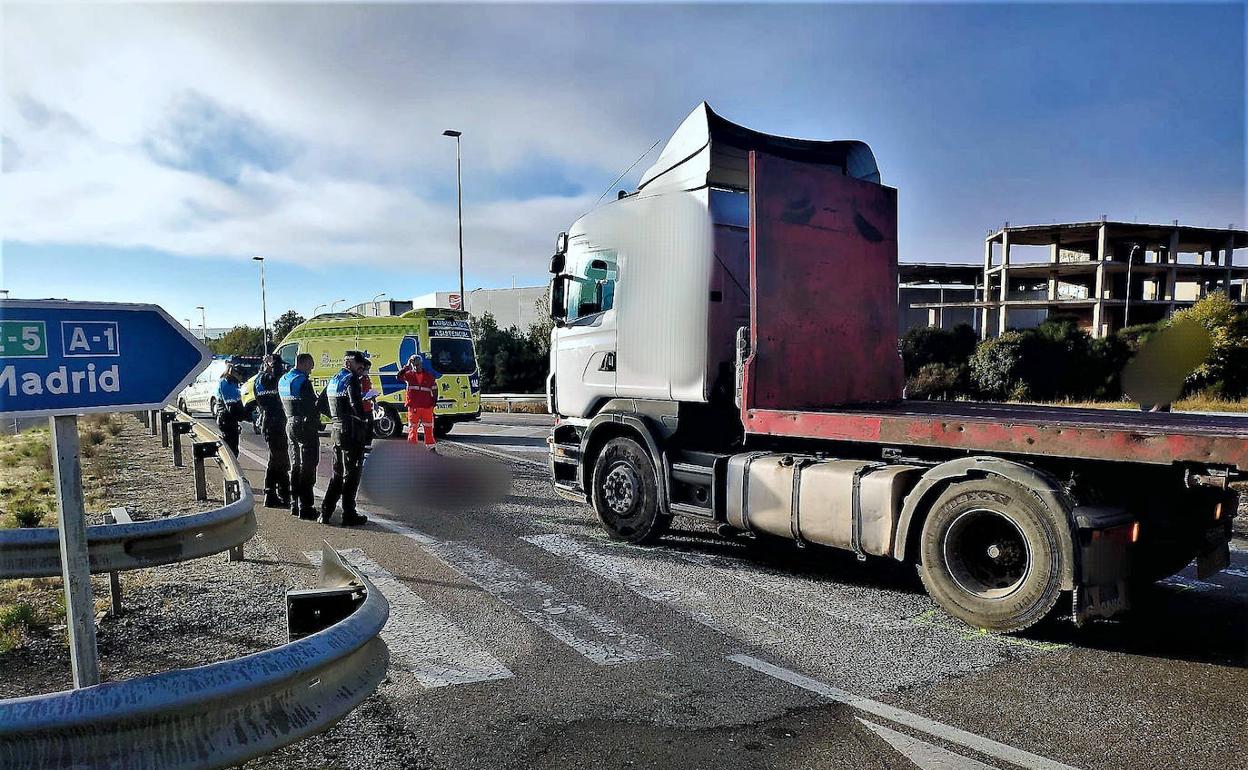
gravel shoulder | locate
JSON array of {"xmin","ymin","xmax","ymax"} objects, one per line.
[{"xmin": 0, "ymin": 415, "xmax": 297, "ymax": 699}]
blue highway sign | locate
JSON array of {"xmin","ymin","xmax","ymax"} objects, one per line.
[{"xmin": 0, "ymin": 299, "xmax": 211, "ymax": 418}]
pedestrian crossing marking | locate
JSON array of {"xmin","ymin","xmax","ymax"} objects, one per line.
[{"xmin": 304, "ymin": 548, "xmax": 513, "ymax": 688}]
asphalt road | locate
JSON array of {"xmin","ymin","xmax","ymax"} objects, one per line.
[{"xmin": 207, "ymin": 411, "xmax": 1246, "ymax": 770}]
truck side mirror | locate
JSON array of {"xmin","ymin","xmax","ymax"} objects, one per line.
[
  {"xmin": 550, "ymin": 253, "xmax": 566, "ymax": 274},
  {"xmin": 549, "ymin": 275, "xmax": 567, "ymax": 325}
]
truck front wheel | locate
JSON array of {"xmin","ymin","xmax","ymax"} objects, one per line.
[
  {"xmin": 591, "ymin": 437, "xmax": 670, "ymax": 544},
  {"xmin": 919, "ymin": 478, "xmax": 1065, "ymax": 633}
]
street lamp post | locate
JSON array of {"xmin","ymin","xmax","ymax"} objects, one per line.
[
  {"xmin": 195, "ymin": 306, "xmax": 206, "ymax": 339},
  {"xmin": 252, "ymin": 256, "xmax": 270, "ymax": 353},
  {"xmin": 312, "ymin": 303, "xmax": 328, "ymax": 316},
  {"xmin": 330, "ymin": 298, "xmax": 346, "ymax": 313},
  {"xmin": 371, "ymin": 292, "xmax": 387, "ymax": 316},
  {"xmin": 443, "ymin": 129, "xmax": 465, "ymax": 312}
]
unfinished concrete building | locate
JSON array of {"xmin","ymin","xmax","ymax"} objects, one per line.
[{"xmin": 914, "ymin": 220, "xmax": 1247, "ymax": 339}]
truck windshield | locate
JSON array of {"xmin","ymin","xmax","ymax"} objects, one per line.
[{"xmin": 431, "ymin": 338, "xmax": 477, "ymax": 374}]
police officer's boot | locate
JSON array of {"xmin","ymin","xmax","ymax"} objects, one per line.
[
  {"xmin": 264, "ymin": 488, "xmax": 285, "ymax": 509},
  {"xmin": 341, "ymin": 511, "xmax": 368, "ymax": 526}
]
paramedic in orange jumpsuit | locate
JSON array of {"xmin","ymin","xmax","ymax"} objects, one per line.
[{"xmin": 398, "ymin": 354, "xmax": 441, "ymax": 448}]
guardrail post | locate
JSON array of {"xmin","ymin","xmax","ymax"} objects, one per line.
[
  {"xmin": 224, "ymin": 479, "xmax": 244, "ymax": 562},
  {"xmin": 171, "ymin": 421, "xmax": 192, "ymax": 468},
  {"xmin": 192, "ymin": 441, "xmax": 219, "ymax": 502},
  {"xmin": 138, "ymin": 410, "xmax": 150, "ymax": 429},
  {"xmin": 149, "ymin": 410, "xmax": 159, "ymax": 436},
  {"xmin": 106, "ymin": 507, "xmax": 132, "ymax": 616},
  {"xmin": 160, "ymin": 410, "xmax": 175, "ymax": 448}
]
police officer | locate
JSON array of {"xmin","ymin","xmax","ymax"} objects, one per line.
[
  {"xmin": 280, "ymin": 353, "xmax": 320, "ymax": 520},
  {"xmin": 214, "ymin": 363, "xmax": 245, "ymax": 456},
  {"xmin": 254, "ymin": 354, "xmax": 291, "ymax": 508},
  {"xmin": 320, "ymin": 351, "xmax": 369, "ymax": 526}
]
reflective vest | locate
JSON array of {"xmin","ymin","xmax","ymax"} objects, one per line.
[{"xmin": 279, "ymin": 370, "xmax": 317, "ymax": 418}]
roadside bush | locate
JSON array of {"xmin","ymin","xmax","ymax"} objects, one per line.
[
  {"xmin": 969, "ymin": 330, "xmax": 1026, "ymax": 399},
  {"xmin": 13, "ymin": 508, "xmax": 44, "ymax": 528},
  {"xmin": 906, "ymin": 363, "xmax": 963, "ymax": 400},
  {"xmin": 0, "ymin": 602, "xmax": 37, "ymax": 653}
]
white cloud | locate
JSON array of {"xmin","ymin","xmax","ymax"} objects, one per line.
[{"xmin": 0, "ymin": 4, "xmax": 644, "ymax": 273}]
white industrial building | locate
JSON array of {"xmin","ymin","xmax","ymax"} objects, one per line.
[{"xmin": 412, "ymin": 286, "xmax": 547, "ymax": 331}]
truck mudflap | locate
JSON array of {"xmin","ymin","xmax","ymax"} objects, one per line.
[
  {"xmin": 1195, "ymin": 517, "xmax": 1233, "ymax": 579},
  {"xmin": 1072, "ymin": 506, "xmax": 1135, "ymax": 626}
]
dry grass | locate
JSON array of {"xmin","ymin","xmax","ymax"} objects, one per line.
[
  {"xmin": 1028, "ymin": 395, "xmax": 1248, "ymax": 413},
  {"xmin": 0, "ymin": 413, "xmax": 127, "ymax": 529}
]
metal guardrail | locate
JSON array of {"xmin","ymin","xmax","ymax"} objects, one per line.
[
  {"xmin": 481, "ymin": 393, "xmax": 546, "ymax": 412},
  {"xmin": 0, "ymin": 544, "xmax": 390, "ymax": 770},
  {"xmin": 0, "ymin": 409, "xmax": 256, "ymax": 579}
]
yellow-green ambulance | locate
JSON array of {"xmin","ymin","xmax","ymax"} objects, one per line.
[{"xmin": 263, "ymin": 309, "xmax": 481, "ymax": 439}]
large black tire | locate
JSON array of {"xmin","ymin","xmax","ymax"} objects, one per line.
[
  {"xmin": 590, "ymin": 437, "xmax": 670, "ymax": 544},
  {"xmin": 434, "ymin": 418, "xmax": 453, "ymax": 439},
  {"xmin": 919, "ymin": 477, "xmax": 1065, "ymax": 633},
  {"xmin": 373, "ymin": 405, "xmax": 402, "ymax": 440}
]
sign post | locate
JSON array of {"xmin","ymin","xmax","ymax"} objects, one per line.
[
  {"xmin": 49, "ymin": 414, "xmax": 100, "ymax": 686},
  {"xmin": 0, "ymin": 299, "xmax": 210, "ymax": 688}
]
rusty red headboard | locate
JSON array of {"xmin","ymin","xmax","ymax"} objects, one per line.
[{"xmin": 744, "ymin": 151, "xmax": 903, "ymax": 417}]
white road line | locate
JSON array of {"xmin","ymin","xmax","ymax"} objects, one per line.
[
  {"xmin": 529, "ymin": 529, "xmax": 783, "ymax": 643},
  {"xmin": 369, "ymin": 517, "xmax": 671, "ymax": 666},
  {"xmin": 304, "ymin": 548, "xmax": 513, "ymax": 688},
  {"xmin": 1161, "ymin": 575, "xmax": 1223, "ymax": 593},
  {"xmin": 729, "ymin": 655, "xmax": 1080, "ymax": 770},
  {"xmin": 1222, "ymin": 568, "xmax": 1248, "ymax": 579},
  {"xmin": 444, "ymin": 440, "xmax": 547, "ymax": 468},
  {"xmin": 858, "ymin": 718, "xmax": 1001, "ymax": 770},
  {"xmin": 523, "ymin": 532, "xmax": 789, "ymax": 645}
]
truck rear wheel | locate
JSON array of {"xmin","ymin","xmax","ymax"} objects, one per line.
[
  {"xmin": 919, "ymin": 477, "xmax": 1064, "ymax": 633},
  {"xmin": 591, "ymin": 437, "xmax": 670, "ymax": 544},
  {"xmin": 434, "ymin": 418, "xmax": 453, "ymax": 438}
]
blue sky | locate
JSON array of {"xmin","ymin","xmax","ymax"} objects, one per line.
[{"xmin": 3, "ymin": 2, "xmax": 1244, "ymax": 328}]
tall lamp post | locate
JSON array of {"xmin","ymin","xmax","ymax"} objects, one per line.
[
  {"xmin": 442, "ymin": 129, "xmax": 465, "ymax": 311},
  {"xmin": 330, "ymin": 298, "xmax": 346, "ymax": 313},
  {"xmin": 195, "ymin": 306, "xmax": 206, "ymax": 340},
  {"xmin": 371, "ymin": 292, "xmax": 387, "ymax": 316},
  {"xmin": 312, "ymin": 303, "xmax": 328, "ymax": 316},
  {"xmin": 252, "ymin": 256, "xmax": 270, "ymax": 353}
]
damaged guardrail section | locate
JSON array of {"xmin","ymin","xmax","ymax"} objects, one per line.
[
  {"xmin": 0, "ymin": 545, "xmax": 390, "ymax": 770},
  {"xmin": 0, "ymin": 409, "xmax": 257, "ymax": 579}
]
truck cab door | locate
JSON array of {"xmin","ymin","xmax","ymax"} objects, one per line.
[{"xmin": 553, "ymin": 252, "xmax": 618, "ymax": 418}]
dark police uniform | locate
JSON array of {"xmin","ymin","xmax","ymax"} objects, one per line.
[
  {"xmin": 320, "ymin": 367, "xmax": 369, "ymax": 525},
  {"xmin": 280, "ymin": 368, "xmax": 320, "ymax": 519},
  {"xmin": 214, "ymin": 375, "xmax": 245, "ymax": 456},
  {"xmin": 254, "ymin": 365, "xmax": 291, "ymax": 508}
]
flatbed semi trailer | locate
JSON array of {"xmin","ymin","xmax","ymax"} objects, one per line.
[{"xmin": 544, "ymin": 103, "xmax": 1241, "ymax": 632}]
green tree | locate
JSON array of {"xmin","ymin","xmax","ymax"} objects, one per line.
[
  {"xmin": 1170, "ymin": 292, "xmax": 1248, "ymax": 398},
  {"xmin": 471, "ymin": 311, "xmax": 550, "ymax": 393},
  {"xmin": 207, "ymin": 325, "xmax": 265, "ymax": 357},
  {"xmin": 272, "ymin": 310, "xmax": 306, "ymax": 345}
]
